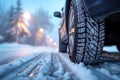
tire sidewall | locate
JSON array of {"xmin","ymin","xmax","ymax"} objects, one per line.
[{"xmin": 68, "ymin": 0, "xmax": 81, "ymax": 62}]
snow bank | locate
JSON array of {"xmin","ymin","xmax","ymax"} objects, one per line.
[{"xmin": 0, "ymin": 53, "xmax": 40, "ymax": 78}]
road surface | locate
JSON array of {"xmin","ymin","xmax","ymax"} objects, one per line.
[{"xmin": 0, "ymin": 44, "xmax": 120, "ymax": 80}]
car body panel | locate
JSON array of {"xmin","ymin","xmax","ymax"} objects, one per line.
[{"xmin": 84, "ymin": 0, "xmax": 120, "ymax": 19}]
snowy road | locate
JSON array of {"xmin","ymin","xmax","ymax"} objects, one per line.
[
  {"xmin": 0, "ymin": 43, "xmax": 120, "ymax": 80},
  {"xmin": 0, "ymin": 52, "xmax": 79, "ymax": 80},
  {"xmin": 0, "ymin": 52, "xmax": 120, "ymax": 80}
]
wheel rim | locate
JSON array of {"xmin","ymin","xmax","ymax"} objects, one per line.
[{"xmin": 69, "ymin": 6, "xmax": 75, "ymax": 55}]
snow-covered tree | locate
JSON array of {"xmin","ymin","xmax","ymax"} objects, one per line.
[
  {"xmin": 15, "ymin": 0, "xmax": 31, "ymax": 43},
  {"xmin": 4, "ymin": 6, "xmax": 17, "ymax": 42},
  {"xmin": 4, "ymin": 0, "xmax": 31, "ymax": 43}
]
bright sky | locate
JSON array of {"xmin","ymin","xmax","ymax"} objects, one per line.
[{"xmin": 0, "ymin": 0, "xmax": 65, "ymax": 43}]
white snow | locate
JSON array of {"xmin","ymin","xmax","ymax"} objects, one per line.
[
  {"xmin": 103, "ymin": 46, "xmax": 119, "ymax": 52},
  {"xmin": 0, "ymin": 43, "xmax": 58, "ymax": 64},
  {"xmin": 0, "ymin": 43, "xmax": 35, "ymax": 63},
  {"xmin": 0, "ymin": 52, "xmax": 40, "ymax": 78},
  {"xmin": 0, "ymin": 42, "xmax": 33, "ymax": 51},
  {"xmin": 0, "ymin": 43, "xmax": 120, "ymax": 80},
  {"xmin": 58, "ymin": 53, "xmax": 98, "ymax": 80},
  {"xmin": 35, "ymin": 53, "xmax": 67, "ymax": 80},
  {"xmin": 96, "ymin": 68, "xmax": 120, "ymax": 80}
]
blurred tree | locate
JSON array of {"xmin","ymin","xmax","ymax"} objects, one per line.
[
  {"xmin": 4, "ymin": 0, "xmax": 31, "ymax": 43},
  {"xmin": 24, "ymin": 8, "xmax": 53, "ymax": 46},
  {"xmin": 15, "ymin": 0, "xmax": 23, "ymax": 43},
  {"xmin": 15, "ymin": 0, "xmax": 31, "ymax": 43},
  {"xmin": 0, "ymin": 3, "xmax": 7, "ymax": 36},
  {"xmin": 5, "ymin": 6, "xmax": 16, "ymax": 42},
  {"xmin": 33, "ymin": 8, "xmax": 54, "ymax": 31}
]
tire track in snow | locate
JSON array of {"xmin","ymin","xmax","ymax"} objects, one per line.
[
  {"xmin": 0, "ymin": 56, "xmax": 20, "ymax": 65},
  {"xmin": 1, "ymin": 51, "xmax": 120, "ymax": 80},
  {"xmin": 1, "ymin": 52, "xmax": 46, "ymax": 80},
  {"xmin": 28, "ymin": 53, "xmax": 47, "ymax": 79},
  {"xmin": 35, "ymin": 52, "xmax": 77, "ymax": 80},
  {"xmin": 57, "ymin": 53, "xmax": 80, "ymax": 80},
  {"xmin": 1, "ymin": 52, "xmax": 72, "ymax": 80}
]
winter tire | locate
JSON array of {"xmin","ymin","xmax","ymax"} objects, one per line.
[{"xmin": 68, "ymin": 0, "xmax": 105, "ymax": 64}]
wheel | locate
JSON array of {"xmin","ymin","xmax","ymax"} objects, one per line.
[
  {"xmin": 68, "ymin": 0, "xmax": 105, "ymax": 64},
  {"xmin": 59, "ymin": 34, "xmax": 67, "ymax": 53}
]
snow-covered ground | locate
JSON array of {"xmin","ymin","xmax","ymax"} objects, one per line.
[
  {"xmin": 0, "ymin": 43, "xmax": 120, "ymax": 80},
  {"xmin": 103, "ymin": 46, "xmax": 119, "ymax": 53},
  {"xmin": 0, "ymin": 43, "xmax": 57, "ymax": 65},
  {"xmin": 0, "ymin": 43, "xmax": 37, "ymax": 65}
]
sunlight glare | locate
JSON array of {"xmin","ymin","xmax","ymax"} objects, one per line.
[{"xmin": 23, "ymin": 12, "xmax": 31, "ymax": 20}]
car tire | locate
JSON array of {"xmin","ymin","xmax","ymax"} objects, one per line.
[
  {"xmin": 59, "ymin": 35, "xmax": 67, "ymax": 53},
  {"xmin": 68, "ymin": 0, "xmax": 105, "ymax": 64}
]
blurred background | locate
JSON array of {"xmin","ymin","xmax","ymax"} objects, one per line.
[{"xmin": 0, "ymin": 0, "xmax": 65, "ymax": 47}]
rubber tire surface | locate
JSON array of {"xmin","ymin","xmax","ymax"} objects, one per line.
[{"xmin": 68, "ymin": 0, "xmax": 105, "ymax": 64}]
